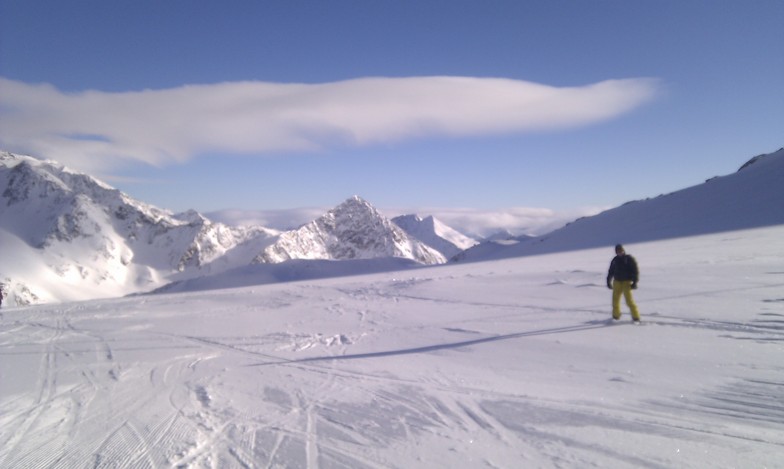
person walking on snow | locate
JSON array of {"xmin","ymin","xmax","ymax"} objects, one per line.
[{"xmin": 607, "ymin": 244, "xmax": 641, "ymax": 322}]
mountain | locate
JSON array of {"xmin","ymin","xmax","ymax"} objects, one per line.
[
  {"xmin": 0, "ymin": 152, "xmax": 276, "ymax": 305},
  {"xmin": 454, "ymin": 147, "xmax": 784, "ymax": 262},
  {"xmin": 255, "ymin": 196, "xmax": 446, "ymax": 265},
  {"xmin": 0, "ymin": 152, "xmax": 447, "ymax": 305},
  {"xmin": 4, "ymin": 146, "xmax": 782, "ymax": 304},
  {"xmin": 392, "ymin": 214, "xmax": 478, "ymax": 259},
  {"xmin": 483, "ymin": 229, "xmax": 525, "ymax": 242}
]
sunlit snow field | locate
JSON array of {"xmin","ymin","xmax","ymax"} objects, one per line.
[{"xmin": 1, "ymin": 226, "xmax": 783, "ymax": 468}]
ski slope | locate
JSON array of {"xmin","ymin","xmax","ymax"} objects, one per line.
[{"xmin": 1, "ymin": 225, "xmax": 783, "ymax": 468}]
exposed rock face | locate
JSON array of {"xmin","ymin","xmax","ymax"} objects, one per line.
[
  {"xmin": 256, "ymin": 196, "xmax": 446, "ymax": 265},
  {"xmin": 0, "ymin": 151, "xmax": 274, "ymax": 304}
]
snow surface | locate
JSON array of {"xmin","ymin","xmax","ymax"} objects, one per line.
[{"xmin": 1, "ymin": 224, "xmax": 783, "ymax": 468}]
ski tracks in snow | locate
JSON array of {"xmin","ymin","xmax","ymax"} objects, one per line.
[
  {"xmin": 0, "ymin": 305, "xmax": 228, "ymax": 468},
  {"xmin": 7, "ymin": 320, "xmax": 99, "ymax": 464},
  {"xmin": 1, "ymin": 259, "xmax": 783, "ymax": 468}
]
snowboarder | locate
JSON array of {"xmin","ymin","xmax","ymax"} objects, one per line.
[
  {"xmin": 606, "ymin": 244, "xmax": 641, "ymax": 322},
  {"xmin": 0, "ymin": 287, "xmax": 3, "ymax": 309}
]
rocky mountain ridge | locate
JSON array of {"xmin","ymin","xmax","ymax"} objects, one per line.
[
  {"xmin": 256, "ymin": 196, "xmax": 447, "ymax": 265},
  {"xmin": 0, "ymin": 152, "xmax": 276, "ymax": 304},
  {"xmin": 0, "ymin": 153, "xmax": 462, "ymax": 304}
]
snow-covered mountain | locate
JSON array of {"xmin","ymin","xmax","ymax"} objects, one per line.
[
  {"xmin": 392, "ymin": 214, "xmax": 478, "ymax": 259},
  {"xmin": 0, "ymin": 152, "xmax": 276, "ymax": 305},
  {"xmin": 0, "ymin": 152, "xmax": 453, "ymax": 305},
  {"xmin": 455, "ymin": 147, "xmax": 784, "ymax": 262},
  {"xmin": 4, "ymin": 146, "xmax": 782, "ymax": 304},
  {"xmin": 255, "ymin": 196, "xmax": 446, "ymax": 265}
]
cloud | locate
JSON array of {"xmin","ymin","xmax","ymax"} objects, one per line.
[
  {"xmin": 209, "ymin": 204, "xmax": 606, "ymax": 239},
  {"xmin": 386, "ymin": 206, "xmax": 608, "ymax": 238},
  {"xmin": 206, "ymin": 207, "xmax": 328, "ymax": 231},
  {"xmin": 0, "ymin": 76, "xmax": 658, "ymax": 171}
]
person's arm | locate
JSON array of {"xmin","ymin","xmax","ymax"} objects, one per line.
[{"xmin": 607, "ymin": 259, "xmax": 615, "ymax": 289}]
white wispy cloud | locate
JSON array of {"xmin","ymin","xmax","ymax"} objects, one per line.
[
  {"xmin": 0, "ymin": 76, "xmax": 658, "ymax": 171},
  {"xmin": 206, "ymin": 207, "xmax": 328, "ymax": 231},
  {"xmin": 386, "ymin": 206, "xmax": 607, "ymax": 238},
  {"xmin": 209, "ymin": 204, "xmax": 606, "ymax": 238}
]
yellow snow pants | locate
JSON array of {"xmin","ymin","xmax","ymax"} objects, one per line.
[{"xmin": 612, "ymin": 280, "xmax": 640, "ymax": 321}]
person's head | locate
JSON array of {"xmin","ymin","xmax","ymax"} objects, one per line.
[{"xmin": 615, "ymin": 244, "xmax": 625, "ymax": 255}]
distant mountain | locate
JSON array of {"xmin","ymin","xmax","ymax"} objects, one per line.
[
  {"xmin": 392, "ymin": 214, "xmax": 478, "ymax": 259},
  {"xmin": 455, "ymin": 148, "xmax": 784, "ymax": 262},
  {"xmin": 255, "ymin": 196, "xmax": 446, "ymax": 265},
  {"xmin": 0, "ymin": 152, "xmax": 276, "ymax": 304},
  {"xmin": 449, "ymin": 235, "xmax": 535, "ymax": 262},
  {"xmin": 483, "ymin": 229, "xmax": 531, "ymax": 242}
]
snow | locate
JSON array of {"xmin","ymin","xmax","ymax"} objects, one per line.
[
  {"xmin": 4, "ymin": 148, "xmax": 783, "ymax": 307},
  {"xmin": 0, "ymin": 151, "xmax": 279, "ymax": 305},
  {"xmin": 1, "ymin": 225, "xmax": 783, "ymax": 468},
  {"xmin": 392, "ymin": 214, "xmax": 479, "ymax": 259},
  {"xmin": 1, "ymin": 147, "xmax": 783, "ymax": 467},
  {"xmin": 456, "ymin": 148, "xmax": 784, "ymax": 262}
]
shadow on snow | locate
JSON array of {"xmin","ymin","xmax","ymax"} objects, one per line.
[{"xmin": 249, "ymin": 320, "xmax": 612, "ymax": 367}]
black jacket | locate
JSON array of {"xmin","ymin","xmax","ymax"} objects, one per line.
[{"xmin": 607, "ymin": 254, "xmax": 639, "ymax": 283}]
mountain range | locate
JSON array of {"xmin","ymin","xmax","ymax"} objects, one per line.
[
  {"xmin": 0, "ymin": 152, "xmax": 468, "ymax": 305},
  {"xmin": 1, "ymin": 147, "xmax": 782, "ymax": 305}
]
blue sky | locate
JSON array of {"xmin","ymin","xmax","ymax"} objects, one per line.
[{"xmin": 1, "ymin": 1, "xmax": 782, "ymax": 234}]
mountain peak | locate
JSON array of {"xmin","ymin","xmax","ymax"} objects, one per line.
[
  {"xmin": 334, "ymin": 195, "xmax": 375, "ymax": 213},
  {"xmin": 738, "ymin": 147, "xmax": 784, "ymax": 172},
  {"xmin": 332, "ymin": 195, "xmax": 378, "ymax": 216},
  {"xmin": 256, "ymin": 196, "xmax": 446, "ymax": 264}
]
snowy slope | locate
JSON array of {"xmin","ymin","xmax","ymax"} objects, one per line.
[
  {"xmin": 256, "ymin": 196, "xmax": 446, "ymax": 265},
  {"xmin": 0, "ymin": 152, "xmax": 276, "ymax": 305},
  {"xmin": 392, "ymin": 214, "xmax": 478, "ymax": 259},
  {"xmin": 1, "ymin": 225, "xmax": 782, "ymax": 468},
  {"xmin": 156, "ymin": 257, "xmax": 424, "ymax": 294},
  {"xmin": 456, "ymin": 148, "xmax": 784, "ymax": 262}
]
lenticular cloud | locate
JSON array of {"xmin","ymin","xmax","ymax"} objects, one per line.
[{"xmin": 0, "ymin": 76, "xmax": 658, "ymax": 170}]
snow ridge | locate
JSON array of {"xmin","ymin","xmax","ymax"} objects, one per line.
[
  {"xmin": 392, "ymin": 214, "xmax": 478, "ymax": 259},
  {"xmin": 456, "ymin": 147, "xmax": 784, "ymax": 262},
  {"xmin": 256, "ymin": 196, "xmax": 446, "ymax": 265}
]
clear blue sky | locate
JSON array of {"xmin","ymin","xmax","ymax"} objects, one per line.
[{"xmin": 1, "ymin": 0, "xmax": 782, "ymax": 220}]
